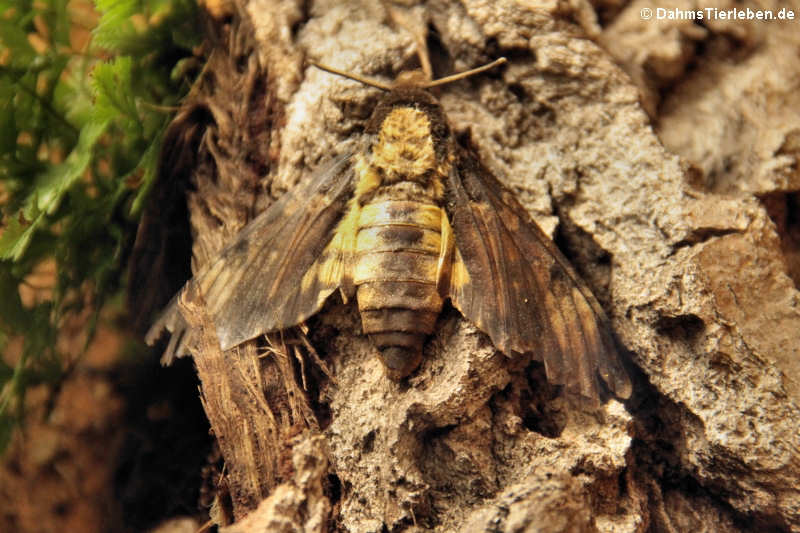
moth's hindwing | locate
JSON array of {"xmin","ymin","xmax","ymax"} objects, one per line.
[
  {"xmin": 444, "ymin": 149, "xmax": 632, "ymax": 401},
  {"xmin": 148, "ymin": 153, "xmax": 358, "ymax": 360}
]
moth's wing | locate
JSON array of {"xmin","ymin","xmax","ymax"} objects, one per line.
[
  {"xmin": 147, "ymin": 153, "xmax": 356, "ymax": 359},
  {"xmin": 145, "ymin": 291, "xmax": 196, "ymax": 365},
  {"xmin": 445, "ymin": 152, "xmax": 631, "ymax": 401}
]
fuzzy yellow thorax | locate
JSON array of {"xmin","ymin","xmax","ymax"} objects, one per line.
[{"xmin": 372, "ymin": 107, "xmax": 436, "ymax": 180}]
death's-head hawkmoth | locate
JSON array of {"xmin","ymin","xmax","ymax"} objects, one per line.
[{"xmin": 146, "ymin": 57, "xmax": 632, "ymax": 402}]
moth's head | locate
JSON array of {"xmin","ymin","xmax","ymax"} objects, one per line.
[
  {"xmin": 365, "ymin": 89, "xmax": 447, "ymax": 137},
  {"xmin": 392, "ymin": 68, "xmax": 430, "ymax": 88}
]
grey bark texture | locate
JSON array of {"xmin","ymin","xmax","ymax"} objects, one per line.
[{"xmin": 170, "ymin": 0, "xmax": 800, "ymax": 530}]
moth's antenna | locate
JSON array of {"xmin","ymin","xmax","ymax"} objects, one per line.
[
  {"xmin": 310, "ymin": 57, "xmax": 507, "ymax": 91},
  {"xmin": 421, "ymin": 57, "xmax": 507, "ymax": 88},
  {"xmin": 309, "ymin": 62, "xmax": 393, "ymax": 91}
]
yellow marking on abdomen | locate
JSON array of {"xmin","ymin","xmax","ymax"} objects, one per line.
[{"xmin": 359, "ymin": 201, "xmax": 441, "ymax": 230}]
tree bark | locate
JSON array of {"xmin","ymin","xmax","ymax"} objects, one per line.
[{"xmin": 159, "ymin": 0, "xmax": 800, "ymax": 530}]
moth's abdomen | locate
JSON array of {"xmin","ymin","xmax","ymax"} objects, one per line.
[{"xmin": 354, "ymin": 200, "xmax": 444, "ymax": 379}]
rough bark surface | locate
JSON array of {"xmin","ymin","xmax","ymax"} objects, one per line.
[{"xmin": 165, "ymin": 0, "xmax": 800, "ymax": 531}]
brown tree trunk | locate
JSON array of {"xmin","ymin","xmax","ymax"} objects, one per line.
[{"xmin": 160, "ymin": 0, "xmax": 800, "ymax": 531}]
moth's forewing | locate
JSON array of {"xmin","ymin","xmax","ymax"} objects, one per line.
[
  {"xmin": 147, "ymin": 153, "xmax": 357, "ymax": 359},
  {"xmin": 445, "ymin": 150, "xmax": 632, "ymax": 401}
]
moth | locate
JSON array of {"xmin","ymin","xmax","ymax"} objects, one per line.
[{"xmin": 147, "ymin": 57, "xmax": 632, "ymax": 401}]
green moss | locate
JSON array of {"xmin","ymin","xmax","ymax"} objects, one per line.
[{"xmin": 0, "ymin": 0, "xmax": 200, "ymax": 451}]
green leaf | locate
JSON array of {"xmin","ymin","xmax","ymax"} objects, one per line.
[
  {"xmin": 0, "ymin": 208, "xmax": 45, "ymax": 262},
  {"xmin": 92, "ymin": 0, "xmax": 138, "ymax": 51},
  {"xmin": 129, "ymin": 131, "xmax": 163, "ymax": 217},
  {"xmin": 53, "ymin": 69, "xmax": 94, "ymax": 130},
  {"xmin": 0, "ymin": 118, "xmax": 108, "ymax": 261},
  {"xmin": 91, "ymin": 57, "xmax": 138, "ymax": 124},
  {"xmin": 33, "ymin": 117, "xmax": 109, "ymax": 215}
]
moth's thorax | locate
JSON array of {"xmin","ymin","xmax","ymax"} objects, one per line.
[
  {"xmin": 373, "ymin": 107, "xmax": 434, "ymax": 178},
  {"xmin": 365, "ymin": 107, "xmax": 449, "ymax": 203}
]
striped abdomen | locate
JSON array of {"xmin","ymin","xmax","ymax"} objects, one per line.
[{"xmin": 354, "ymin": 199, "xmax": 444, "ymax": 379}]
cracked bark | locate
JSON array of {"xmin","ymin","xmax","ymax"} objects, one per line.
[{"xmin": 143, "ymin": 0, "xmax": 800, "ymax": 531}]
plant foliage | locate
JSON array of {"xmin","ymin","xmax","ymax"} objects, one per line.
[{"xmin": 0, "ymin": 0, "xmax": 199, "ymax": 451}]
